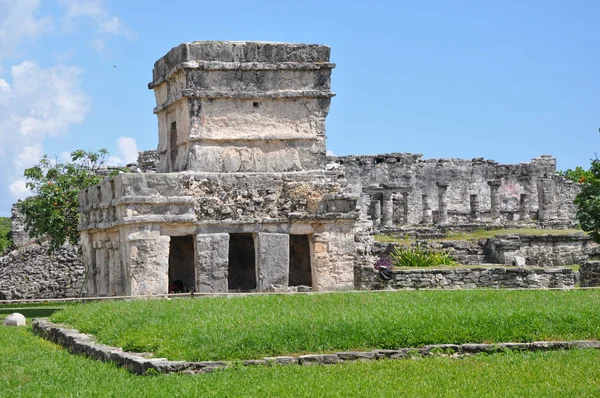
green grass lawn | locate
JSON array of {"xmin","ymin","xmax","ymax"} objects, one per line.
[
  {"xmin": 375, "ymin": 227, "xmax": 584, "ymax": 243},
  {"xmin": 2, "ymin": 327, "xmax": 600, "ymax": 397},
  {"xmin": 51, "ymin": 290, "xmax": 600, "ymax": 361}
]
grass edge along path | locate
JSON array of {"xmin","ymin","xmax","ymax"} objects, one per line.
[
  {"xmin": 2, "ymin": 327, "xmax": 600, "ymax": 397},
  {"xmin": 50, "ymin": 289, "xmax": 600, "ymax": 362}
]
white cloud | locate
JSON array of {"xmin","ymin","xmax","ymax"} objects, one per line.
[
  {"xmin": 326, "ymin": 150, "xmax": 336, "ymax": 156},
  {"xmin": 1, "ymin": 61, "xmax": 91, "ymax": 200},
  {"xmin": 59, "ymin": 0, "xmax": 136, "ymax": 58},
  {"xmin": 9, "ymin": 179, "xmax": 31, "ymax": 200},
  {"xmin": 0, "ymin": 0, "xmax": 52, "ymax": 63},
  {"xmin": 14, "ymin": 144, "xmax": 44, "ymax": 170},
  {"xmin": 117, "ymin": 137, "xmax": 139, "ymax": 164},
  {"xmin": 106, "ymin": 137, "xmax": 139, "ymax": 166},
  {"xmin": 60, "ymin": 0, "xmax": 105, "ymax": 19}
]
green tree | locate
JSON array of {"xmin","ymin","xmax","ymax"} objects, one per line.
[
  {"xmin": 17, "ymin": 149, "xmax": 120, "ymax": 251},
  {"xmin": 0, "ymin": 217, "xmax": 11, "ymax": 254},
  {"xmin": 557, "ymin": 166, "xmax": 593, "ymax": 183},
  {"xmin": 574, "ymin": 159, "xmax": 600, "ymax": 243}
]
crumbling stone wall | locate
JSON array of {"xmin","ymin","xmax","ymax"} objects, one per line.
[
  {"xmin": 332, "ymin": 153, "xmax": 579, "ymax": 227},
  {"xmin": 0, "ymin": 243, "xmax": 84, "ymax": 300},
  {"xmin": 10, "ymin": 203, "xmax": 30, "ymax": 248},
  {"xmin": 356, "ymin": 266, "xmax": 574, "ymax": 290},
  {"xmin": 580, "ymin": 261, "xmax": 600, "ymax": 287},
  {"xmin": 374, "ymin": 233, "xmax": 599, "ymax": 267}
]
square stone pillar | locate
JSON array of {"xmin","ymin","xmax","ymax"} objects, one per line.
[
  {"xmin": 107, "ymin": 242, "xmax": 123, "ymax": 296},
  {"xmin": 402, "ymin": 192, "xmax": 410, "ymax": 224},
  {"xmin": 537, "ymin": 178, "xmax": 556, "ymax": 222},
  {"xmin": 196, "ymin": 233, "xmax": 229, "ymax": 293},
  {"xmin": 421, "ymin": 194, "xmax": 432, "ymax": 224},
  {"xmin": 255, "ymin": 233, "xmax": 290, "ymax": 291},
  {"xmin": 488, "ymin": 181, "xmax": 501, "ymax": 224},
  {"xmin": 381, "ymin": 191, "xmax": 394, "ymax": 227},
  {"xmin": 95, "ymin": 242, "xmax": 109, "ymax": 297},
  {"xmin": 436, "ymin": 183, "xmax": 448, "ymax": 224},
  {"xmin": 519, "ymin": 194, "xmax": 531, "ymax": 222},
  {"xmin": 470, "ymin": 194, "xmax": 481, "ymax": 222},
  {"xmin": 124, "ymin": 228, "xmax": 170, "ymax": 296}
]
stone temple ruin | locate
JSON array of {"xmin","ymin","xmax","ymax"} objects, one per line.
[
  {"xmin": 73, "ymin": 40, "xmax": 586, "ymax": 298},
  {"xmin": 78, "ymin": 41, "xmax": 367, "ymax": 297}
]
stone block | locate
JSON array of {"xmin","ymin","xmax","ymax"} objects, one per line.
[
  {"xmin": 3, "ymin": 313, "xmax": 26, "ymax": 327},
  {"xmin": 255, "ymin": 233, "xmax": 290, "ymax": 290},
  {"xmin": 196, "ymin": 233, "xmax": 229, "ymax": 293}
]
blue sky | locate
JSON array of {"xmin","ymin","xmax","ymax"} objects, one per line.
[{"xmin": 0, "ymin": 0, "xmax": 598, "ymax": 216}]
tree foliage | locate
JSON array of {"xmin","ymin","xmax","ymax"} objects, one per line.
[
  {"xmin": 557, "ymin": 166, "xmax": 593, "ymax": 183},
  {"xmin": 0, "ymin": 217, "xmax": 11, "ymax": 254},
  {"xmin": 574, "ymin": 159, "xmax": 600, "ymax": 243},
  {"xmin": 17, "ymin": 149, "xmax": 119, "ymax": 251}
]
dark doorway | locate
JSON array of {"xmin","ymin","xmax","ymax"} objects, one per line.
[
  {"xmin": 228, "ymin": 233, "xmax": 256, "ymax": 291},
  {"xmin": 289, "ymin": 235, "xmax": 312, "ymax": 287},
  {"xmin": 168, "ymin": 235, "xmax": 195, "ymax": 293}
]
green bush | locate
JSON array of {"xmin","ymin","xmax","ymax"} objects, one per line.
[
  {"xmin": 0, "ymin": 217, "xmax": 11, "ymax": 255},
  {"xmin": 390, "ymin": 244, "xmax": 457, "ymax": 267}
]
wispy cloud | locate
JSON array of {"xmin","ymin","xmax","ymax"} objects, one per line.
[
  {"xmin": 0, "ymin": 0, "xmax": 52, "ymax": 64},
  {"xmin": 59, "ymin": 0, "xmax": 136, "ymax": 60},
  {"xmin": 107, "ymin": 137, "xmax": 139, "ymax": 166},
  {"xmin": 1, "ymin": 61, "xmax": 92, "ymax": 200}
]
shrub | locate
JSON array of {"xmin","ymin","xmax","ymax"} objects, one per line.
[
  {"xmin": 390, "ymin": 244, "xmax": 457, "ymax": 267},
  {"xmin": 18, "ymin": 149, "xmax": 122, "ymax": 251}
]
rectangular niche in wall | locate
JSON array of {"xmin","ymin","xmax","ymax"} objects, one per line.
[
  {"xmin": 168, "ymin": 235, "xmax": 196, "ymax": 293},
  {"xmin": 228, "ymin": 233, "xmax": 257, "ymax": 291},
  {"xmin": 289, "ymin": 235, "xmax": 312, "ymax": 287}
]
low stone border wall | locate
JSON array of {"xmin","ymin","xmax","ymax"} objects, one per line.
[
  {"xmin": 32, "ymin": 318, "xmax": 600, "ymax": 375},
  {"xmin": 356, "ymin": 267, "xmax": 574, "ymax": 290}
]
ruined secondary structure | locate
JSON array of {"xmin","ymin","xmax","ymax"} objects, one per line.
[
  {"xmin": 78, "ymin": 41, "xmax": 365, "ymax": 297},
  {"xmin": 332, "ymin": 153, "xmax": 579, "ymax": 230}
]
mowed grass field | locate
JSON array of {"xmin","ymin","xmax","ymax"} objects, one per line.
[
  {"xmin": 2, "ymin": 326, "xmax": 600, "ymax": 397},
  {"xmin": 51, "ymin": 289, "xmax": 600, "ymax": 361}
]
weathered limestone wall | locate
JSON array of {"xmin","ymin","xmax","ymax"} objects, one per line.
[
  {"xmin": 374, "ymin": 233, "xmax": 599, "ymax": 267},
  {"xmin": 332, "ymin": 153, "xmax": 579, "ymax": 227},
  {"xmin": 0, "ymin": 243, "xmax": 84, "ymax": 300},
  {"xmin": 78, "ymin": 168, "xmax": 361, "ymax": 295},
  {"xmin": 356, "ymin": 266, "xmax": 574, "ymax": 290},
  {"xmin": 149, "ymin": 42, "xmax": 333, "ymax": 174},
  {"xmin": 580, "ymin": 261, "xmax": 600, "ymax": 287},
  {"xmin": 10, "ymin": 203, "xmax": 31, "ymax": 248},
  {"xmin": 483, "ymin": 234, "xmax": 599, "ymax": 266}
]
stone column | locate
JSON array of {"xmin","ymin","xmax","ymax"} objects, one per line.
[
  {"xmin": 124, "ymin": 228, "xmax": 170, "ymax": 296},
  {"xmin": 107, "ymin": 242, "xmax": 122, "ymax": 296},
  {"xmin": 470, "ymin": 194, "xmax": 481, "ymax": 222},
  {"xmin": 255, "ymin": 233, "xmax": 290, "ymax": 291},
  {"xmin": 436, "ymin": 183, "xmax": 448, "ymax": 224},
  {"xmin": 381, "ymin": 190, "xmax": 394, "ymax": 227},
  {"xmin": 81, "ymin": 233, "xmax": 97, "ymax": 296},
  {"xmin": 196, "ymin": 233, "xmax": 229, "ymax": 293},
  {"xmin": 371, "ymin": 197, "xmax": 381, "ymax": 227},
  {"xmin": 402, "ymin": 192, "xmax": 410, "ymax": 225},
  {"xmin": 537, "ymin": 178, "xmax": 556, "ymax": 222},
  {"xmin": 421, "ymin": 195, "xmax": 432, "ymax": 224},
  {"xmin": 95, "ymin": 241, "xmax": 109, "ymax": 297},
  {"xmin": 519, "ymin": 194, "xmax": 531, "ymax": 222},
  {"xmin": 488, "ymin": 181, "xmax": 501, "ymax": 224}
]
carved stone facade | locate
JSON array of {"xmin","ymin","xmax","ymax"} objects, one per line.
[{"xmin": 78, "ymin": 41, "xmax": 366, "ymax": 297}]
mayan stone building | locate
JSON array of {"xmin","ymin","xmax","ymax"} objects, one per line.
[{"xmin": 78, "ymin": 41, "xmax": 366, "ymax": 297}]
